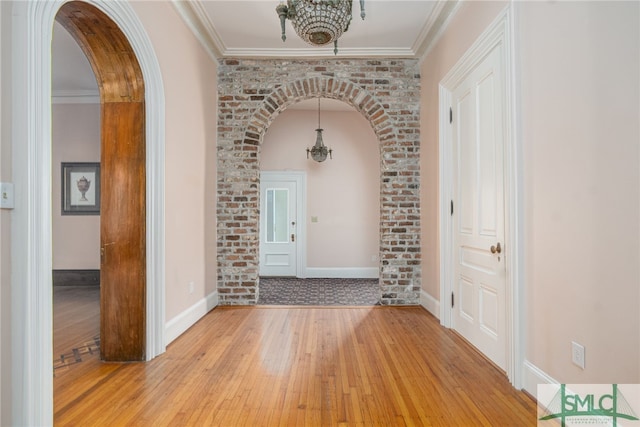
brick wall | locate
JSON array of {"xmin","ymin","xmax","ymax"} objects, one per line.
[{"xmin": 217, "ymin": 58, "xmax": 421, "ymax": 305}]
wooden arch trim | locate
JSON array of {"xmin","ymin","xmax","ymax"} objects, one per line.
[
  {"xmin": 56, "ymin": 1, "xmax": 147, "ymax": 362},
  {"xmin": 56, "ymin": 1, "xmax": 144, "ymax": 103}
]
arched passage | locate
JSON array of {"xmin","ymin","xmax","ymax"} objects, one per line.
[
  {"xmin": 56, "ymin": 1, "xmax": 146, "ymax": 361},
  {"xmin": 217, "ymin": 70, "xmax": 422, "ymax": 306},
  {"xmin": 11, "ymin": 0, "xmax": 165, "ymax": 423}
]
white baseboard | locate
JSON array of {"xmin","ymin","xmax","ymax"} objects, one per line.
[
  {"xmin": 165, "ymin": 291, "xmax": 218, "ymax": 345},
  {"xmin": 304, "ymin": 267, "xmax": 378, "ymax": 279},
  {"xmin": 419, "ymin": 289, "xmax": 440, "ymax": 319},
  {"xmin": 522, "ymin": 359, "xmax": 558, "ymax": 398}
]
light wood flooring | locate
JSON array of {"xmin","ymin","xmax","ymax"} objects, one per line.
[
  {"xmin": 53, "ymin": 286, "xmax": 101, "ymax": 373},
  {"xmin": 54, "ymin": 291, "xmax": 537, "ymax": 426}
]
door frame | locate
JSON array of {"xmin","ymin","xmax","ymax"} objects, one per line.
[
  {"xmin": 438, "ymin": 7, "xmax": 523, "ymax": 388},
  {"xmin": 260, "ymin": 171, "xmax": 307, "ymax": 278},
  {"xmin": 10, "ymin": 1, "xmax": 165, "ymax": 424}
]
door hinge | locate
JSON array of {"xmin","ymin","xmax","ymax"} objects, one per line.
[
  {"xmin": 450, "ymin": 200, "xmax": 454, "ymax": 216},
  {"xmin": 449, "ymin": 107, "xmax": 453, "ymax": 124},
  {"xmin": 451, "ymin": 292, "xmax": 455, "ymax": 308}
]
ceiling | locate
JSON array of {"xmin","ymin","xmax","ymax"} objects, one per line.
[{"xmin": 52, "ymin": 0, "xmax": 459, "ymax": 108}]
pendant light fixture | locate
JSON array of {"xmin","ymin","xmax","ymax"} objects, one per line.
[{"xmin": 306, "ymin": 97, "xmax": 332, "ymax": 162}]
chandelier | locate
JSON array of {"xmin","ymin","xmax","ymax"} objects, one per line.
[
  {"xmin": 276, "ymin": 0, "xmax": 366, "ymax": 55},
  {"xmin": 307, "ymin": 98, "xmax": 332, "ymax": 162}
]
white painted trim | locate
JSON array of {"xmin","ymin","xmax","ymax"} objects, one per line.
[
  {"xmin": 522, "ymin": 360, "xmax": 558, "ymax": 399},
  {"xmin": 508, "ymin": 0, "xmax": 526, "ymax": 392},
  {"xmin": 419, "ymin": 290, "xmax": 440, "ymax": 319},
  {"xmin": 415, "ymin": 0, "xmax": 462, "ymax": 62},
  {"xmin": 12, "ymin": 1, "xmax": 165, "ymax": 424},
  {"xmin": 438, "ymin": 6, "xmax": 523, "ymax": 388},
  {"xmin": 11, "ymin": 5, "xmax": 56, "ymax": 425},
  {"xmin": 305, "ymin": 268, "xmax": 378, "ymax": 279},
  {"xmin": 170, "ymin": 0, "xmax": 222, "ymax": 61},
  {"xmin": 222, "ymin": 47, "xmax": 416, "ymax": 59},
  {"xmin": 165, "ymin": 292, "xmax": 218, "ymax": 345},
  {"xmin": 51, "ymin": 89, "xmax": 100, "ymax": 104},
  {"xmin": 438, "ymin": 85, "xmax": 453, "ymax": 327}
]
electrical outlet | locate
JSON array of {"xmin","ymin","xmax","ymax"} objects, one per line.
[
  {"xmin": 572, "ymin": 341, "xmax": 585, "ymax": 369},
  {"xmin": 189, "ymin": 281, "xmax": 195, "ymax": 294}
]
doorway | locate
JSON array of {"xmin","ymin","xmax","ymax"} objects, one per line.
[
  {"xmin": 55, "ymin": 1, "xmax": 146, "ymax": 362},
  {"xmin": 257, "ymin": 101, "xmax": 381, "ymax": 305},
  {"xmin": 450, "ymin": 44, "xmax": 507, "ymax": 370},
  {"xmin": 439, "ymin": 9, "xmax": 521, "ymax": 384},
  {"xmin": 13, "ymin": 0, "xmax": 166, "ymax": 422},
  {"xmin": 260, "ymin": 171, "xmax": 305, "ymax": 278},
  {"xmin": 217, "ymin": 68, "xmax": 421, "ymax": 306}
]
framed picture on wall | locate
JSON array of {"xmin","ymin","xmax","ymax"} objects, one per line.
[{"xmin": 61, "ymin": 162, "xmax": 101, "ymax": 215}]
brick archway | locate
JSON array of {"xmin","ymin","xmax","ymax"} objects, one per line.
[{"xmin": 217, "ymin": 60, "xmax": 421, "ymax": 306}]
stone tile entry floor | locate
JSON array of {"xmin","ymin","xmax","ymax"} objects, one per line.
[{"xmin": 257, "ymin": 277, "xmax": 380, "ymax": 306}]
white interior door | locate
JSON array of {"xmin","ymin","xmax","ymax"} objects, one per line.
[
  {"xmin": 451, "ymin": 46, "xmax": 506, "ymax": 370},
  {"xmin": 260, "ymin": 173, "xmax": 302, "ymax": 277}
]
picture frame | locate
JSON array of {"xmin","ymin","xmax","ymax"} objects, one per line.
[{"xmin": 61, "ymin": 162, "xmax": 101, "ymax": 215}]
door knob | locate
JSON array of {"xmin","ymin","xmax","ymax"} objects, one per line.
[{"xmin": 490, "ymin": 242, "xmax": 502, "ymax": 254}]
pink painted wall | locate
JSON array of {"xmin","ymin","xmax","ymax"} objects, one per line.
[
  {"xmin": 52, "ymin": 103, "xmax": 101, "ymax": 270},
  {"xmin": 132, "ymin": 1, "xmax": 218, "ymax": 321},
  {"xmin": 421, "ymin": 0, "xmax": 639, "ymax": 388},
  {"xmin": 50, "ymin": 2, "xmax": 218, "ymax": 323},
  {"xmin": 261, "ymin": 107, "xmax": 380, "ymax": 270},
  {"xmin": 518, "ymin": 0, "xmax": 639, "ymax": 385},
  {"xmin": 420, "ymin": 0, "xmax": 508, "ymax": 301},
  {"xmin": 2, "ymin": 1, "xmax": 219, "ymax": 420}
]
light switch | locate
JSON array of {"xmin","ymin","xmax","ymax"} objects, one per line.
[
  {"xmin": 311, "ymin": 216, "xmax": 318, "ymax": 223},
  {"xmin": 0, "ymin": 182, "xmax": 14, "ymax": 209}
]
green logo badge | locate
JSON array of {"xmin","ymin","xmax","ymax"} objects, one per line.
[{"xmin": 539, "ymin": 384, "xmax": 639, "ymax": 427}]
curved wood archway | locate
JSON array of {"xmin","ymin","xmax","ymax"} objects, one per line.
[{"xmin": 56, "ymin": 1, "xmax": 146, "ymax": 361}]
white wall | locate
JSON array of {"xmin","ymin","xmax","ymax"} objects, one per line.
[
  {"xmin": 421, "ymin": 0, "xmax": 640, "ymax": 391},
  {"xmin": 261, "ymin": 107, "xmax": 380, "ymax": 273},
  {"xmin": 51, "ymin": 103, "xmax": 100, "ymax": 270}
]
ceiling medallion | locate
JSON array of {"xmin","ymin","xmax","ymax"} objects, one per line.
[{"xmin": 277, "ymin": 0, "xmax": 366, "ymax": 55}]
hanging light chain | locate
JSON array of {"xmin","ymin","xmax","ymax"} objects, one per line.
[{"xmin": 306, "ymin": 96, "xmax": 332, "ymax": 162}]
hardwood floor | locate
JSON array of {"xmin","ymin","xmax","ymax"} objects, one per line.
[
  {"xmin": 54, "ymin": 306, "xmax": 537, "ymax": 426},
  {"xmin": 53, "ymin": 286, "xmax": 100, "ymax": 374}
]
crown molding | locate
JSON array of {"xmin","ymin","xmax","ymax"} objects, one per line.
[
  {"xmin": 222, "ymin": 46, "xmax": 416, "ymax": 59},
  {"xmin": 172, "ymin": 0, "xmax": 459, "ymax": 60},
  {"xmin": 415, "ymin": 0, "xmax": 461, "ymax": 61},
  {"xmin": 171, "ymin": 0, "xmax": 223, "ymax": 60}
]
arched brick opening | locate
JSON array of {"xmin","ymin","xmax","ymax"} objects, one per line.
[{"xmin": 217, "ymin": 60, "xmax": 421, "ymax": 306}]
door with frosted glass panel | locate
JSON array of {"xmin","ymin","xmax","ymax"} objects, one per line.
[{"xmin": 259, "ymin": 179, "xmax": 297, "ymax": 276}]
